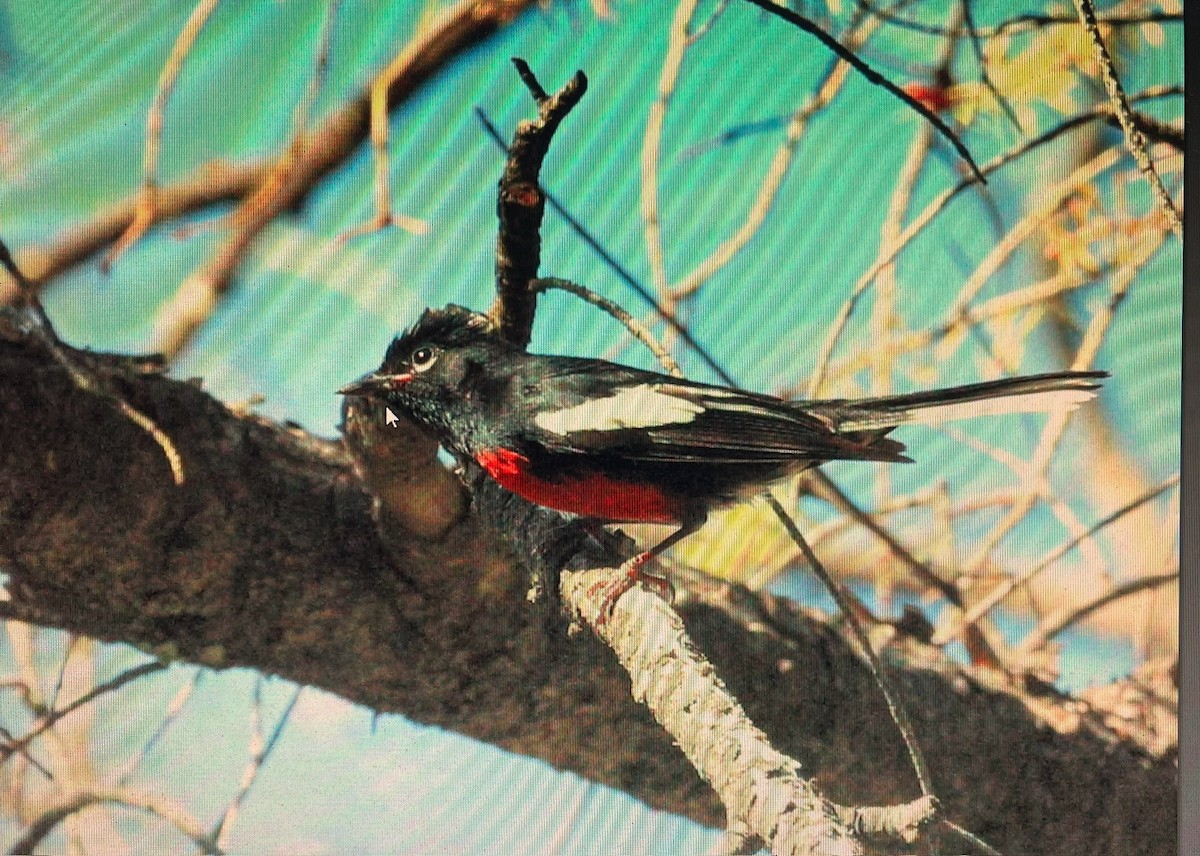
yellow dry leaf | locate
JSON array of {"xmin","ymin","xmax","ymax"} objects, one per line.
[{"xmin": 669, "ymin": 498, "xmax": 801, "ymax": 589}]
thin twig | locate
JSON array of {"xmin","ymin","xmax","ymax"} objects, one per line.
[
  {"xmin": 800, "ymin": 82, "xmax": 1179, "ymax": 396},
  {"xmin": 765, "ymin": 494, "xmax": 936, "ymax": 802},
  {"xmin": 1, "ymin": 661, "xmax": 166, "ymax": 761},
  {"xmin": 936, "ymin": 422, "xmax": 1111, "ymax": 582},
  {"xmin": 337, "ymin": 0, "xmax": 433, "ymax": 243},
  {"xmin": 809, "ymin": 145, "xmax": 1120, "ymax": 398},
  {"xmin": 531, "ymin": 278, "xmax": 680, "ymax": 375},
  {"xmin": 1071, "ymin": 0, "xmax": 1181, "ymax": 236},
  {"xmin": 669, "ymin": 9, "xmax": 878, "ymax": 300},
  {"xmin": 1, "ymin": 239, "xmax": 186, "ymax": 485},
  {"xmin": 0, "ymin": 725, "xmax": 54, "ymax": 780},
  {"xmin": 801, "ymin": 267, "xmax": 1095, "ymax": 394},
  {"xmin": 641, "ymin": 0, "xmax": 700, "ymax": 294},
  {"xmin": 960, "ymin": 0, "xmax": 1022, "ymax": 132},
  {"xmin": 1021, "ymin": 570, "xmax": 1178, "ymax": 654},
  {"xmin": 937, "ymin": 474, "xmax": 1179, "ymax": 644},
  {"xmin": 961, "ymin": 205, "xmax": 1167, "ymax": 573},
  {"xmin": 809, "ymin": 472, "xmax": 961, "ymax": 607},
  {"xmin": 742, "ymin": 0, "xmax": 985, "ymax": 182},
  {"xmin": 115, "ymin": 668, "xmax": 204, "ymax": 783},
  {"xmin": 102, "ymin": 0, "xmax": 221, "ymax": 272},
  {"xmin": 685, "ymin": 0, "xmax": 730, "ymax": 44},
  {"xmin": 7, "ymin": 784, "xmax": 218, "ymax": 855},
  {"xmin": 211, "ymin": 682, "xmax": 303, "ymax": 850},
  {"xmin": 143, "ymin": 0, "xmax": 538, "ymax": 360},
  {"xmin": 855, "ymin": 1, "xmax": 1181, "ymax": 38},
  {"xmin": 45, "ymin": 635, "xmax": 80, "ymax": 714}
]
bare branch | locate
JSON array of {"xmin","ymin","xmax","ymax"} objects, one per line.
[
  {"xmin": 641, "ymin": 0, "xmax": 700, "ymax": 294},
  {"xmin": 808, "ymin": 144, "xmax": 1120, "ymax": 398},
  {"xmin": 741, "ymin": 0, "xmax": 985, "ymax": 182},
  {"xmin": 1, "ymin": 661, "xmax": 166, "ymax": 764},
  {"xmin": 854, "ymin": 1, "xmax": 1182, "ymax": 38},
  {"xmin": 961, "ymin": 195, "xmax": 1168, "ymax": 573},
  {"xmin": 668, "ymin": 11, "xmax": 876, "ymax": 300},
  {"xmin": 937, "ymin": 475, "xmax": 1180, "ymax": 645},
  {"xmin": 1023, "ymin": 570, "xmax": 1178, "ymax": 654},
  {"xmin": 531, "ymin": 278, "xmax": 680, "ymax": 375},
  {"xmin": 7, "ymin": 784, "xmax": 218, "ymax": 855},
  {"xmin": 138, "ymin": 0, "xmax": 540, "ymax": 358},
  {"xmin": 336, "ymin": 0, "xmax": 434, "ymax": 243},
  {"xmin": 766, "ymin": 494, "xmax": 935, "ymax": 802},
  {"xmin": 488, "ymin": 59, "xmax": 588, "ymax": 347},
  {"xmin": 212, "ymin": 682, "xmax": 302, "ymax": 850},
  {"xmin": 0, "ymin": 337, "xmax": 1177, "ymax": 851},
  {"xmin": 561, "ymin": 567, "xmax": 867, "ymax": 856},
  {"xmin": 961, "ymin": 0, "xmax": 1022, "ymax": 132},
  {"xmin": 102, "ymin": 0, "xmax": 222, "ymax": 271},
  {"xmin": 1070, "ymin": 0, "xmax": 1181, "ymax": 235}
]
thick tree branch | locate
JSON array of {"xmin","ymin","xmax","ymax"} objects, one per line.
[{"xmin": 0, "ymin": 334, "xmax": 1176, "ymax": 855}]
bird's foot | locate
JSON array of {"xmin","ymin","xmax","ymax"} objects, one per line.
[{"xmin": 587, "ymin": 552, "xmax": 675, "ymax": 626}]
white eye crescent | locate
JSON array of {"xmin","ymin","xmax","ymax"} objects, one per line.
[{"xmin": 411, "ymin": 346, "xmax": 439, "ymax": 372}]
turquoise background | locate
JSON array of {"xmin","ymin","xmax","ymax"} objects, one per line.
[{"xmin": 0, "ymin": 2, "xmax": 1182, "ymax": 852}]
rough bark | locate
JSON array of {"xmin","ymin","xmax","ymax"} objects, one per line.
[{"xmin": 0, "ymin": 336, "xmax": 1176, "ymax": 856}]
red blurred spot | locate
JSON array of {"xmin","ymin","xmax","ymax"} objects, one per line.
[
  {"xmin": 506, "ymin": 183, "xmax": 542, "ymax": 207},
  {"xmin": 903, "ymin": 82, "xmax": 952, "ymax": 115}
]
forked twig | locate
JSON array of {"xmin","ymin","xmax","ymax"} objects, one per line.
[
  {"xmin": 809, "ymin": 145, "xmax": 1120, "ymax": 398},
  {"xmin": 937, "ymin": 475, "xmax": 1179, "ymax": 645},
  {"xmin": 1, "ymin": 239, "xmax": 185, "ymax": 485},
  {"xmin": 102, "ymin": 0, "xmax": 221, "ymax": 271},
  {"xmin": 1022, "ymin": 569, "xmax": 1178, "ymax": 654},
  {"xmin": 488, "ymin": 59, "xmax": 588, "ymax": 347},
  {"xmin": 1, "ymin": 661, "xmax": 166, "ymax": 762},
  {"xmin": 8, "ymin": 784, "xmax": 217, "ymax": 855},
  {"xmin": 211, "ymin": 681, "xmax": 303, "ymax": 850},
  {"xmin": 337, "ymin": 0, "xmax": 433, "ymax": 243},
  {"xmin": 961, "ymin": 207, "xmax": 1166, "ymax": 573},
  {"xmin": 742, "ymin": 0, "xmax": 985, "ymax": 182}
]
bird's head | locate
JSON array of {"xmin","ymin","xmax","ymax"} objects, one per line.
[{"xmin": 338, "ymin": 304, "xmax": 507, "ymax": 445}]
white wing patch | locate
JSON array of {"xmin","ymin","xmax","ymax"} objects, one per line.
[{"xmin": 535, "ymin": 384, "xmax": 705, "ymax": 435}]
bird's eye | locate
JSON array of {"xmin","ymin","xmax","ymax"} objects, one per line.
[{"xmin": 411, "ymin": 346, "xmax": 438, "ymax": 372}]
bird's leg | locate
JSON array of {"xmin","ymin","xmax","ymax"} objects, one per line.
[{"xmin": 588, "ymin": 511, "xmax": 706, "ymax": 626}]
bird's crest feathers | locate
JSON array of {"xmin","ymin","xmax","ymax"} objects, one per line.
[{"xmin": 384, "ymin": 305, "xmax": 495, "ymax": 365}]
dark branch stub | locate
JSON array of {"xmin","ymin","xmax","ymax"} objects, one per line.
[{"xmin": 489, "ymin": 58, "xmax": 588, "ymax": 348}]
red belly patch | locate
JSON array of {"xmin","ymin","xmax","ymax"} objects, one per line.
[{"xmin": 476, "ymin": 448, "xmax": 683, "ymax": 524}]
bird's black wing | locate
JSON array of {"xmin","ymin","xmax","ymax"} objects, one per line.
[{"xmin": 517, "ymin": 357, "xmax": 909, "ymax": 464}]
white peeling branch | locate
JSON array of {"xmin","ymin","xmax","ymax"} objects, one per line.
[{"xmin": 561, "ymin": 569, "xmax": 941, "ymax": 855}]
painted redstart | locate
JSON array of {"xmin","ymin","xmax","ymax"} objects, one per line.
[{"xmin": 339, "ymin": 305, "xmax": 1106, "ymax": 618}]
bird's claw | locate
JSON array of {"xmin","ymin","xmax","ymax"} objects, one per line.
[{"xmin": 587, "ymin": 552, "xmax": 675, "ymax": 627}]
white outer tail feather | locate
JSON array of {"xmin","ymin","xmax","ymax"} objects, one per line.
[{"xmin": 840, "ymin": 387, "xmax": 1098, "ymax": 432}]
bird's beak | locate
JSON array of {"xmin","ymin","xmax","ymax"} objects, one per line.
[{"xmin": 338, "ymin": 372, "xmax": 391, "ymax": 398}]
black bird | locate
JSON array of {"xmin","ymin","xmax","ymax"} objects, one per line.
[{"xmin": 341, "ymin": 305, "xmax": 1106, "ymax": 619}]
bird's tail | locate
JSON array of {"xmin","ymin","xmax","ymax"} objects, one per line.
[{"xmin": 832, "ymin": 370, "xmax": 1108, "ymax": 432}]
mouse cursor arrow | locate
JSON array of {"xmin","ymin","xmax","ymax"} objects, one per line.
[{"xmin": 384, "ymin": 407, "xmax": 399, "ymax": 427}]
